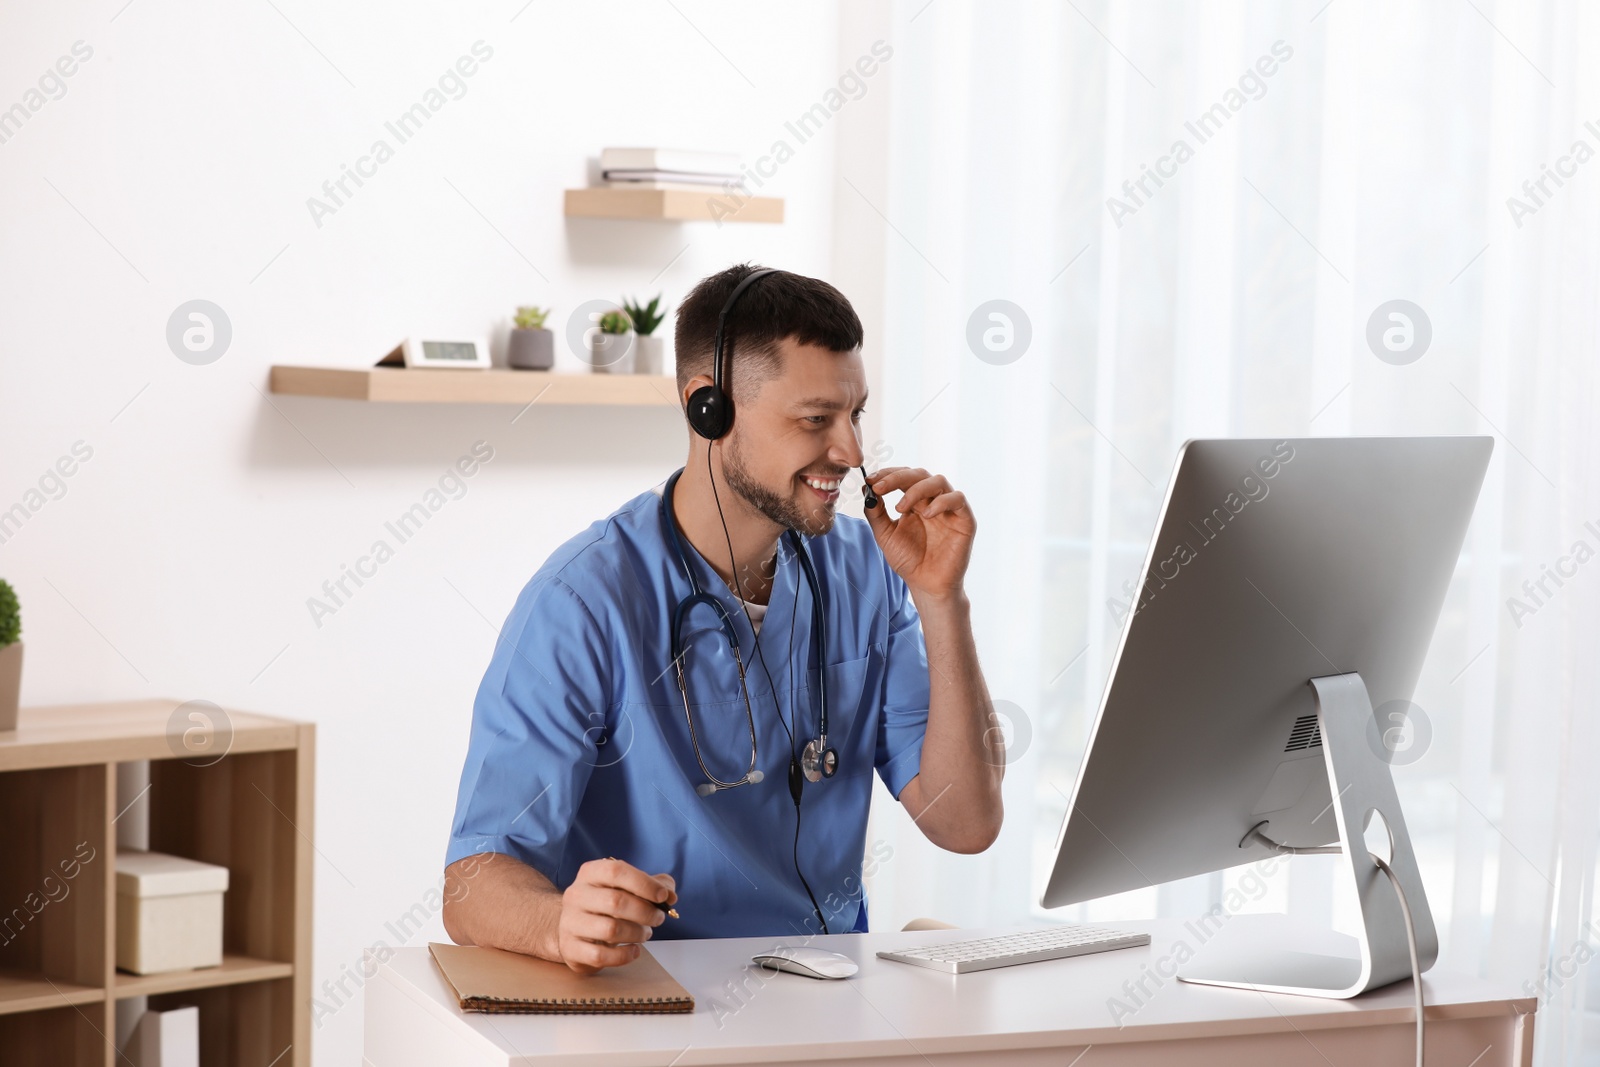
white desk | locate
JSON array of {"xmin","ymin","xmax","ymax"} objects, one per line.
[{"xmin": 363, "ymin": 917, "xmax": 1535, "ymax": 1066}]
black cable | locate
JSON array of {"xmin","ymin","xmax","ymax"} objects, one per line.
[
  {"xmin": 784, "ymin": 569, "xmax": 802, "ymax": 761},
  {"xmin": 705, "ymin": 446, "xmax": 829, "ymax": 934},
  {"xmin": 782, "ymin": 562, "xmax": 828, "ymax": 933},
  {"xmin": 793, "ymin": 793, "xmax": 822, "ymax": 933}
]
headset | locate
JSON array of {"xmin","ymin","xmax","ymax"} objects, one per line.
[
  {"xmin": 685, "ymin": 267, "xmax": 776, "ymax": 441},
  {"xmin": 688, "ymin": 266, "xmax": 878, "ymax": 511}
]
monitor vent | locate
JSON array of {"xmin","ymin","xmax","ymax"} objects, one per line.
[{"xmin": 1284, "ymin": 714, "xmax": 1322, "ymax": 752}]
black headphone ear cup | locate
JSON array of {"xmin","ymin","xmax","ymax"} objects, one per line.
[{"xmin": 687, "ymin": 385, "xmax": 732, "ymax": 440}]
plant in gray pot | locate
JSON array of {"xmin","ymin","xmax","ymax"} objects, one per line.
[
  {"xmin": 0, "ymin": 579, "xmax": 20, "ymax": 731},
  {"xmin": 508, "ymin": 305, "xmax": 555, "ymax": 370},
  {"xmin": 622, "ymin": 294, "xmax": 667, "ymax": 375},
  {"xmin": 589, "ymin": 309, "xmax": 635, "ymax": 374}
]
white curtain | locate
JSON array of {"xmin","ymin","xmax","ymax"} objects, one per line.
[{"xmin": 855, "ymin": 1, "xmax": 1600, "ymax": 1061}]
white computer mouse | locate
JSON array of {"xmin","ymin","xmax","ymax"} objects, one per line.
[{"xmin": 751, "ymin": 946, "xmax": 859, "ymax": 980}]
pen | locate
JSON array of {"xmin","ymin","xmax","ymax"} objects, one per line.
[{"xmin": 605, "ymin": 857, "xmax": 679, "ymax": 919}]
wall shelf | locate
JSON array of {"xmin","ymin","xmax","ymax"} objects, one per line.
[
  {"xmin": 0, "ymin": 700, "xmax": 314, "ymax": 1067},
  {"xmin": 270, "ymin": 365, "xmax": 679, "ymax": 406},
  {"xmin": 564, "ymin": 187, "xmax": 783, "ymax": 223}
]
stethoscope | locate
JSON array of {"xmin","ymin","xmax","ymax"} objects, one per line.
[{"xmin": 661, "ymin": 468, "xmax": 838, "ymax": 795}]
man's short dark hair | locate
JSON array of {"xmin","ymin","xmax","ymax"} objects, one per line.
[{"xmin": 674, "ymin": 264, "xmax": 864, "ymax": 404}]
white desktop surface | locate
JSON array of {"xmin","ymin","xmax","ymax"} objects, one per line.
[{"xmin": 363, "ymin": 916, "xmax": 1535, "ymax": 1067}]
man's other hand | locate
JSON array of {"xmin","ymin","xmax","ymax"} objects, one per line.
[{"xmin": 557, "ymin": 857, "xmax": 678, "ymax": 975}]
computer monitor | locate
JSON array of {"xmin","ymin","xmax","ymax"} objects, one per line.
[{"xmin": 1040, "ymin": 436, "xmax": 1493, "ymax": 998}]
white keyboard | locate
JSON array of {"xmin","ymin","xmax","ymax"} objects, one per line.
[{"xmin": 876, "ymin": 925, "xmax": 1150, "ymax": 974}]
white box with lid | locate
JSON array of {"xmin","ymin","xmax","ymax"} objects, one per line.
[{"xmin": 115, "ymin": 850, "xmax": 230, "ymax": 975}]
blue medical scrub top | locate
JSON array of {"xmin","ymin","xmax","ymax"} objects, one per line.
[{"xmin": 444, "ymin": 481, "xmax": 931, "ymax": 938}]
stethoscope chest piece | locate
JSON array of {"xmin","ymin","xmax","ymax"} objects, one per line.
[{"xmin": 800, "ymin": 737, "xmax": 839, "ymax": 783}]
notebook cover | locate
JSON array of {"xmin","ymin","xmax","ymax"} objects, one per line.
[{"xmin": 428, "ymin": 942, "xmax": 694, "ymax": 1014}]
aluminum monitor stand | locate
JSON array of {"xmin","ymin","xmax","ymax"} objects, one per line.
[{"xmin": 1178, "ymin": 673, "xmax": 1439, "ymax": 998}]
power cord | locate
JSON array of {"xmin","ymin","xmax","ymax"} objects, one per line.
[
  {"xmin": 1244, "ymin": 823, "xmax": 1424, "ymax": 1067},
  {"xmin": 1371, "ymin": 853, "xmax": 1423, "ymax": 1067}
]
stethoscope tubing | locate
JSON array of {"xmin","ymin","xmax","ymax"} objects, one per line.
[{"xmin": 661, "ymin": 468, "xmax": 833, "ymax": 788}]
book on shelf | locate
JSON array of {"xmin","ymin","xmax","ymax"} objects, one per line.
[
  {"xmin": 602, "ymin": 177, "xmax": 749, "ymax": 193},
  {"xmin": 599, "ymin": 146, "xmax": 742, "ymax": 175},
  {"xmin": 602, "ymin": 168, "xmax": 743, "ymax": 185}
]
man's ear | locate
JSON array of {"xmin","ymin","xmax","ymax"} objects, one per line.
[{"xmin": 682, "ymin": 373, "xmax": 717, "ymax": 409}]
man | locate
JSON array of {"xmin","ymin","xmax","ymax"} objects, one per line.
[{"xmin": 442, "ymin": 264, "xmax": 1002, "ymax": 974}]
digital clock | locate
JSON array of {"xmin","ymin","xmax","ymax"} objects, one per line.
[{"xmin": 378, "ymin": 337, "xmax": 493, "ymax": 369}]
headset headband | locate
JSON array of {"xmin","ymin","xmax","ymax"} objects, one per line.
[{"xmin": 711, "ymin": 267, "xmax": 780, "ymax": 399}]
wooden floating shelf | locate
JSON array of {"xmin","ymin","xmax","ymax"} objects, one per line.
[
  {"xmin": 270, "ymin": 366, "xmax": 680, "ymax": 406},
  {"xmin": 114, "ymin": 953, "xmax": 293, "ymax": 999},
  {"xmin": 564, "ymin": 186, "xmax": 783, "ymax": 223}
]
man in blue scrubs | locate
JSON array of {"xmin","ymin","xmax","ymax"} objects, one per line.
[{"xmin": 443, "ymin": 265, "xmax": 1002, "ymax": 974}]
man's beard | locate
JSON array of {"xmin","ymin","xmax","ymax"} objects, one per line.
[{"xmin": 722, "ymin": 434, "xmax": 837, "ymax": 537}]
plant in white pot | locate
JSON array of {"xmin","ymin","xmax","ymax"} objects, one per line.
[
  {"xmin": 508, "ymin": 305, "xmax": 554, "ymax": 370},
  {"xmin": 589, "ymin": 309, "xmax": 635, "ymax": 374},
  {"xmin": 0, "ymin": 579, "xmax": 20, "ymax": 731},
  {"xmin": 622, "ymin": 294, "xmax": 667, "ymax": 375}
]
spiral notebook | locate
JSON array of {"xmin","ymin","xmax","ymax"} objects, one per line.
[{"xmin": 428, "ymin": 942, "xmax": 694, "ymax": 1014}]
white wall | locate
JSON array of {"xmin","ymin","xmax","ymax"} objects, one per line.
[{"xmin": 0, "ymin": 2, "xmax": 872, "ymax": 1061}]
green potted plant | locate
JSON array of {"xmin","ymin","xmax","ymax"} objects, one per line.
[
  {"xmin": 0, "ymin": 579, "xmax": 20, "ymax": 731},
  {"xmin": 590, "ymin": 308, "xmax": 635, "ymax": 374},
  {"xmin": 622, "ymin": 294, "xmax": 667, "ymax": 375},
  {"xmin": 508, "ymin": 305, "xmax": 554, "ymax": 370}
]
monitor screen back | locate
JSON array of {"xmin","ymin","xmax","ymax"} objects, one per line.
[{"xmin": 1040, "ymin": 436, "xmax": 1492, "ymax": 909}]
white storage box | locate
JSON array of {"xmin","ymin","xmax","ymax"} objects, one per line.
[
  {"xmin": 126, "ymin": 1005, "xmax": 200, "ymax": 1067},
  {"xmin": 116, "ymin": 850, "xmax": 229, "ymax": 975}
]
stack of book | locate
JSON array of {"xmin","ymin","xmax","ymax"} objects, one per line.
[{"xmin": 600, "ymin": 147, "xmax": 743, "ymax": 193}]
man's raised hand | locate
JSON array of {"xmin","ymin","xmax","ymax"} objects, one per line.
[{"xmin": 862, "ymin": 466, "xmax": 976, "ymax": 602}]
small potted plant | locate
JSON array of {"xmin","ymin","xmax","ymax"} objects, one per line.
[
  {"xmin": 590, "ymin": 309, "xmax": 635, "ymax": 374},
  {"xmin": 622, "ymin": 294, "xmax": 667, "ymax": 375},
  {"xmin": 0, "ymin": 579, "xmax": 20, "ymax": 731},
  {"xmin": 508, "ymin": 305, "xmax": 554, "ymax": 370}
]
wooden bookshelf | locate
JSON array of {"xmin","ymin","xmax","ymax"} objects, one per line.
[
  {"xmin": 269, "ymin": 366, "xmax": 680, "ymax": 406},
  {"xmin": 0, "ymin": 701, "xmax": 313, "ymax": 1067},
  {"xmin": 564, "ymin": 186, "xmax": 783, "ymax": 223}
]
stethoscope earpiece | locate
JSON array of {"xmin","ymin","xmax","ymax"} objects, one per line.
[{"xmin": 697, "ymin": 768, "xmax": 764, "ymax": 797}]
